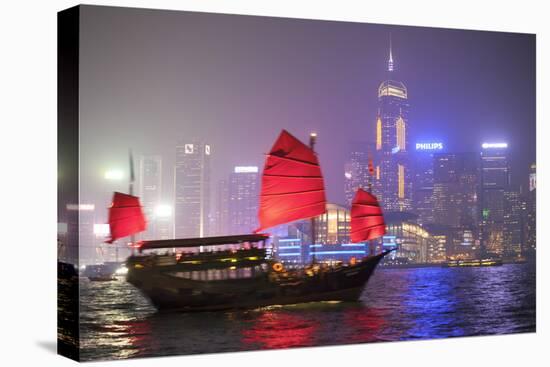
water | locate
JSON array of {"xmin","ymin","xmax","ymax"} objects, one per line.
[{"xmin": 78, "ymin": 263, "xmax": 536, "ymax": 361}]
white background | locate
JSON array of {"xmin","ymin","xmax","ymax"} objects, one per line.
[{"xmin": 0, "ymin": 0, "xmax": 547, "ymax": 365}]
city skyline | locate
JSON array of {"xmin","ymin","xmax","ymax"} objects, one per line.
[
  {"xmin": 78, "ymin": 6, "xmax": 535, "ymax": 213},
  {"xmin": 56, "ymin": 6, "xmax": 537, "ymax": 361}
]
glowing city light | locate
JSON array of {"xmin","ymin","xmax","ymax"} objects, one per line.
[
  {"xmin": 155, "ymin": 204, "xmax": 173, "ymax": 218},
  {"xmin": 115, "ymin": 266, "xmax": 128, "ymax": 275},
  {"xmin": 104, "ymin": 169, "xmax": 124, "ymax": 180},
  {"xmin": 234, "ymin": 166, "xmax": 259, "ymax": 173},
  {"xmin": 481, "ymin": 142, "xmax": 508, "ymax": 149},
  {"xmin": 66, "ymin": 204, "xmax": 95, "ymax": 211},
  {"xmin": 416, "ymin": 142, "xmax": 444, "ymax": 151},
  {"xmin": 93, "ymin": 223, "xmax": 110, "ymax": 236}
]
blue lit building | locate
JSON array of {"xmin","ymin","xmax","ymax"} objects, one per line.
[
  {"xmin": 412, "ymin": 142, "xmax": 444, "ymax": 225},
  {"xmin": 479, "ymin": 143, "xmax": 510, "ymax": 257}
]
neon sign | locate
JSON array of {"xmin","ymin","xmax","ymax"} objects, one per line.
[
  {"xmin": 415, "ymin": 142, "xmax": 443, "ymax": 151},
  {"xmin": 482, "ymin": 142, "xmax": 508, "ymax": 149}
]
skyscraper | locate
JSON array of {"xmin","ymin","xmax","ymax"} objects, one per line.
[
  {"xmin": 138, "ymin": 155, "xmax": 162, "ymax": 240},
  {"xmin": 432, "ymin": 152, "xmax": 479, "ymax": 228},
  {"xmin": 228, "ymin": 166, "xmax": 259, "ymax": 234},
  {"xmin": 479, "ymin": 143, "xmax": 510, "ymax": 257},
  {"xmin": 344, "ymin": 142, "xmax": 374, "ymax": 207},
  {"xmin": 412, "ymin": 142, "xmax": 444, "ymax": 224},
  {"xmin": 214, "ymin": 179, "xmax": 229, "ymax": 236},
  {"xmin": 524, "ymin": 162, "xmax": 536, "ymax": 254},
  {"xmin": 373, "ymin": 38, "xmax": 411, "ymax": 211},
  {"xmin": 503, "ymin": 189, "xmax": 523, "ymax": 259},
  {"xmin": 174, "ymin": 140, "xmax": 211, "ymax": 238}
]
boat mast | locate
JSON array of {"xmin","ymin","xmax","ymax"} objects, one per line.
[
  {"xmin": 367, "ymin": 151, "xmax": 374, "ymax": 255},
  {"xmin": 129, "ymin": 149, "xmax": 136, "ymax": 256},
  {"xmin": 309, "ymin": 132, "xmax": 317, "ymax": 265}
]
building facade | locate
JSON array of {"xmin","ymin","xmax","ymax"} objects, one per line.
[
  {"xmin": 313, "ymin": 203, "xmax": 351, "ymax": 245},
  {"xmin": 138, "ymin": 155, "xmax": 162, "ymax": 240},
  {"xmin": 479, "ymin": 143, "xmax": 510, "ymax": 257},
  {"xmin": 432, "ymin": 152, "xmax": 479, "ymax": 228},
  {"xmin": 373, "ymin": 41, "xmax": 412, "ymax": 212},
  {"xmin": 174, "ymin": 140, "xmax": 211, "ymax": 238},
  {"xmin": 503, "ymin": 189, "xmax": 523, "ymax": 259},
  {"xmin": 344, "ymin": 142, "xmax": 373, "ymax": 206},
  {"xmin": 383, "ymin": 212, "xmax": 430, "ymax": 264},
  {"xmin": 412, "ymin": 142, "xmax": 444, "ymax": 225},
  {"xmin": 214, "ymin": 179, "xmax": 229, "ymax": 236},
  {"xmin": 228, "ymin": 166, "xmax": 259, "ymax": 235},
  {"xmin": 524, "ymin": 162, "xmax": 536, "ymax": 254}
]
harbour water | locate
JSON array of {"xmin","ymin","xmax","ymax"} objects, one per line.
[{"xmin": 78, "ymin": 262, "xmax": 536, "ymax": 361}]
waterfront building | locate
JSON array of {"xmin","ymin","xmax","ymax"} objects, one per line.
[
  {"xmin": 428, "ymin": 234, "xmax": 448, "ymax": 263},
  {"xmin": 479, "ymin": 143, "xmax": 510, "ymax": 257},
  {"xmin": 313, "ymin": 203, "xmax": 351, "ymax": 244},
  {"xmin": 228, "ymin": 166, "xmax": 259, "ymax": 235},
  {"xmin": 373, "ymin": 39, "xmax": 412, "ymax": 212},
  {"xmin": 524, "ymin": 163, "xmax": 536, "ymax": 254},
  {"xmin": 503, "ymin": 189, "xmax": 523, "ymax": 259},
  {"xmin": 138, "ymin": 155, "xmax": 162, "ymax": 240},
  {"xmin": 383, "ymin": 212, "xmax": 430, "ymax": 264},
  {"xmin": 174, "ymin": 140, "xmax": 211, "ymax": 238},
  {"xmin": 450, "ymin": 227, "xmax": 478, "ymax": 259}
]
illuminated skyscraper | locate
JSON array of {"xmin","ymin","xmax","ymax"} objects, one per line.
[
  {"xmin": 373, "ymin": 38, "xmax": 411, "ymax": 211},
  {"xmin": 524, "ymin": 162, "xmax": 536, "ymax": 254},
  {"xmin": 503, "ymin": 189, "xmax": 523, "ymax": 259},
  {"xmin": 479, "ymin": 143, "xmax": 510, "ymax": 257},
  {"xmin": 344, "ymin": 142, "xmax": 374, "ymax": 206},
  {"xmin": 175, "ymin": 140, "xmax": 211, "ymax": 238},
  {"xmin": 138, "ymin": 155, "xmax": 162, "ymax": 240},
  {"xmin": 228, "ymin": 166, "xmax": 259, "ymax": 234},
  {"xmin": 432, "ymin": 152, "xmax": 478, "ymax": 228},
  {"xmin": 412, "ymin": 142, "xmax": 444, "ymax": 224}
]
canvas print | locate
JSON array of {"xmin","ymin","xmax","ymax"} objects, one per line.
[{"xmin": 57, "ymin": 5, "xmax": 536, "ymax": 362}]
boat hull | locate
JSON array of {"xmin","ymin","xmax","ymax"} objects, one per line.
[{"xmin": 126, "ymin": 252, "xmax": 387, "ymax": 312}]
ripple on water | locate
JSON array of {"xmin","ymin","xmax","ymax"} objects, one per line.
[{"xmin": 76, "ymin": 263, "xmax": 535, "ymax": 361}]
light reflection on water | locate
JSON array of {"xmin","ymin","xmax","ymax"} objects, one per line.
[{"xmin": 78, "ymin": 263, "xmax": 535, "ymax": 361}]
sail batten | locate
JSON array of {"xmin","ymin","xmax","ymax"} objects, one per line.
[
  {"xmin": 262, "ymin": 189, "xmax": 325, "ymax": 197},
  {"xmin": 106, "ymin": 192, "xmax": 146, "ymax": 244},
  {"xmin": 350, "ymin": 188, "xmax": 386, "ymax": 243},
  {"xmin": 269, "ymin": 154, "xmax": 323, "ymax": 167},
  {"xmin": 255, "ymin": 130, "xmax": 327, "ymax": 232}
]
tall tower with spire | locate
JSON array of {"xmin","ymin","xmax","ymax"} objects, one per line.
[{"xmin": 373, "ymin": 36, "xmax": 412, "ymax": 212}]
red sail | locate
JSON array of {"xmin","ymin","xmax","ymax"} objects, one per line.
[
  {"xmin": 350, "ymin": 188, "xmax": 386, "ymax": 243},
  {"xmin": 255, "ymin": 130, "xmax": 327, "ymax": 232},
  {"xmin": 106, "ymin": 192, "xmax": 146, "ymax": 243}
]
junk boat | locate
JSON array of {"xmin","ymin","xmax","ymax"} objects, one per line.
[{"xmin": 107, "ymin": 130, "xmax": 391, "ymax": 311}]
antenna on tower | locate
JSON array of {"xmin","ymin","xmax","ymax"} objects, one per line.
[{"xmin": 388, "ymin": 33, "xmax": 394, "ymax": 72}]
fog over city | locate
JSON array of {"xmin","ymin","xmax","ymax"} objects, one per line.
[{"xmin": 78, "ymin": 6, "xmax": 535, "ymax": 219}]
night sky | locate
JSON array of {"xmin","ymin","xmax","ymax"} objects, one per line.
[{"xmin": 78, "ymin": 5, "xmax": 536, "ymax": 212}]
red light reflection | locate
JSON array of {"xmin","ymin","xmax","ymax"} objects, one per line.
[{"xmin": 241, "ymin": 311, "xmax": 318, "ymax": 349}]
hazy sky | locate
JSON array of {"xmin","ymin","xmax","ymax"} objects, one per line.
[{"xmin": 78, "ymin": 5, "xmax": 536, "ymax": 213}]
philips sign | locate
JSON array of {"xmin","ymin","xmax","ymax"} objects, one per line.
[
  {"xmin": 415, "ymin": 142, "xmax": 443, "ymax": 151},
  {"xmin": 481, "ymin": 142, "xmax": 508, "ymax": 149}
]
